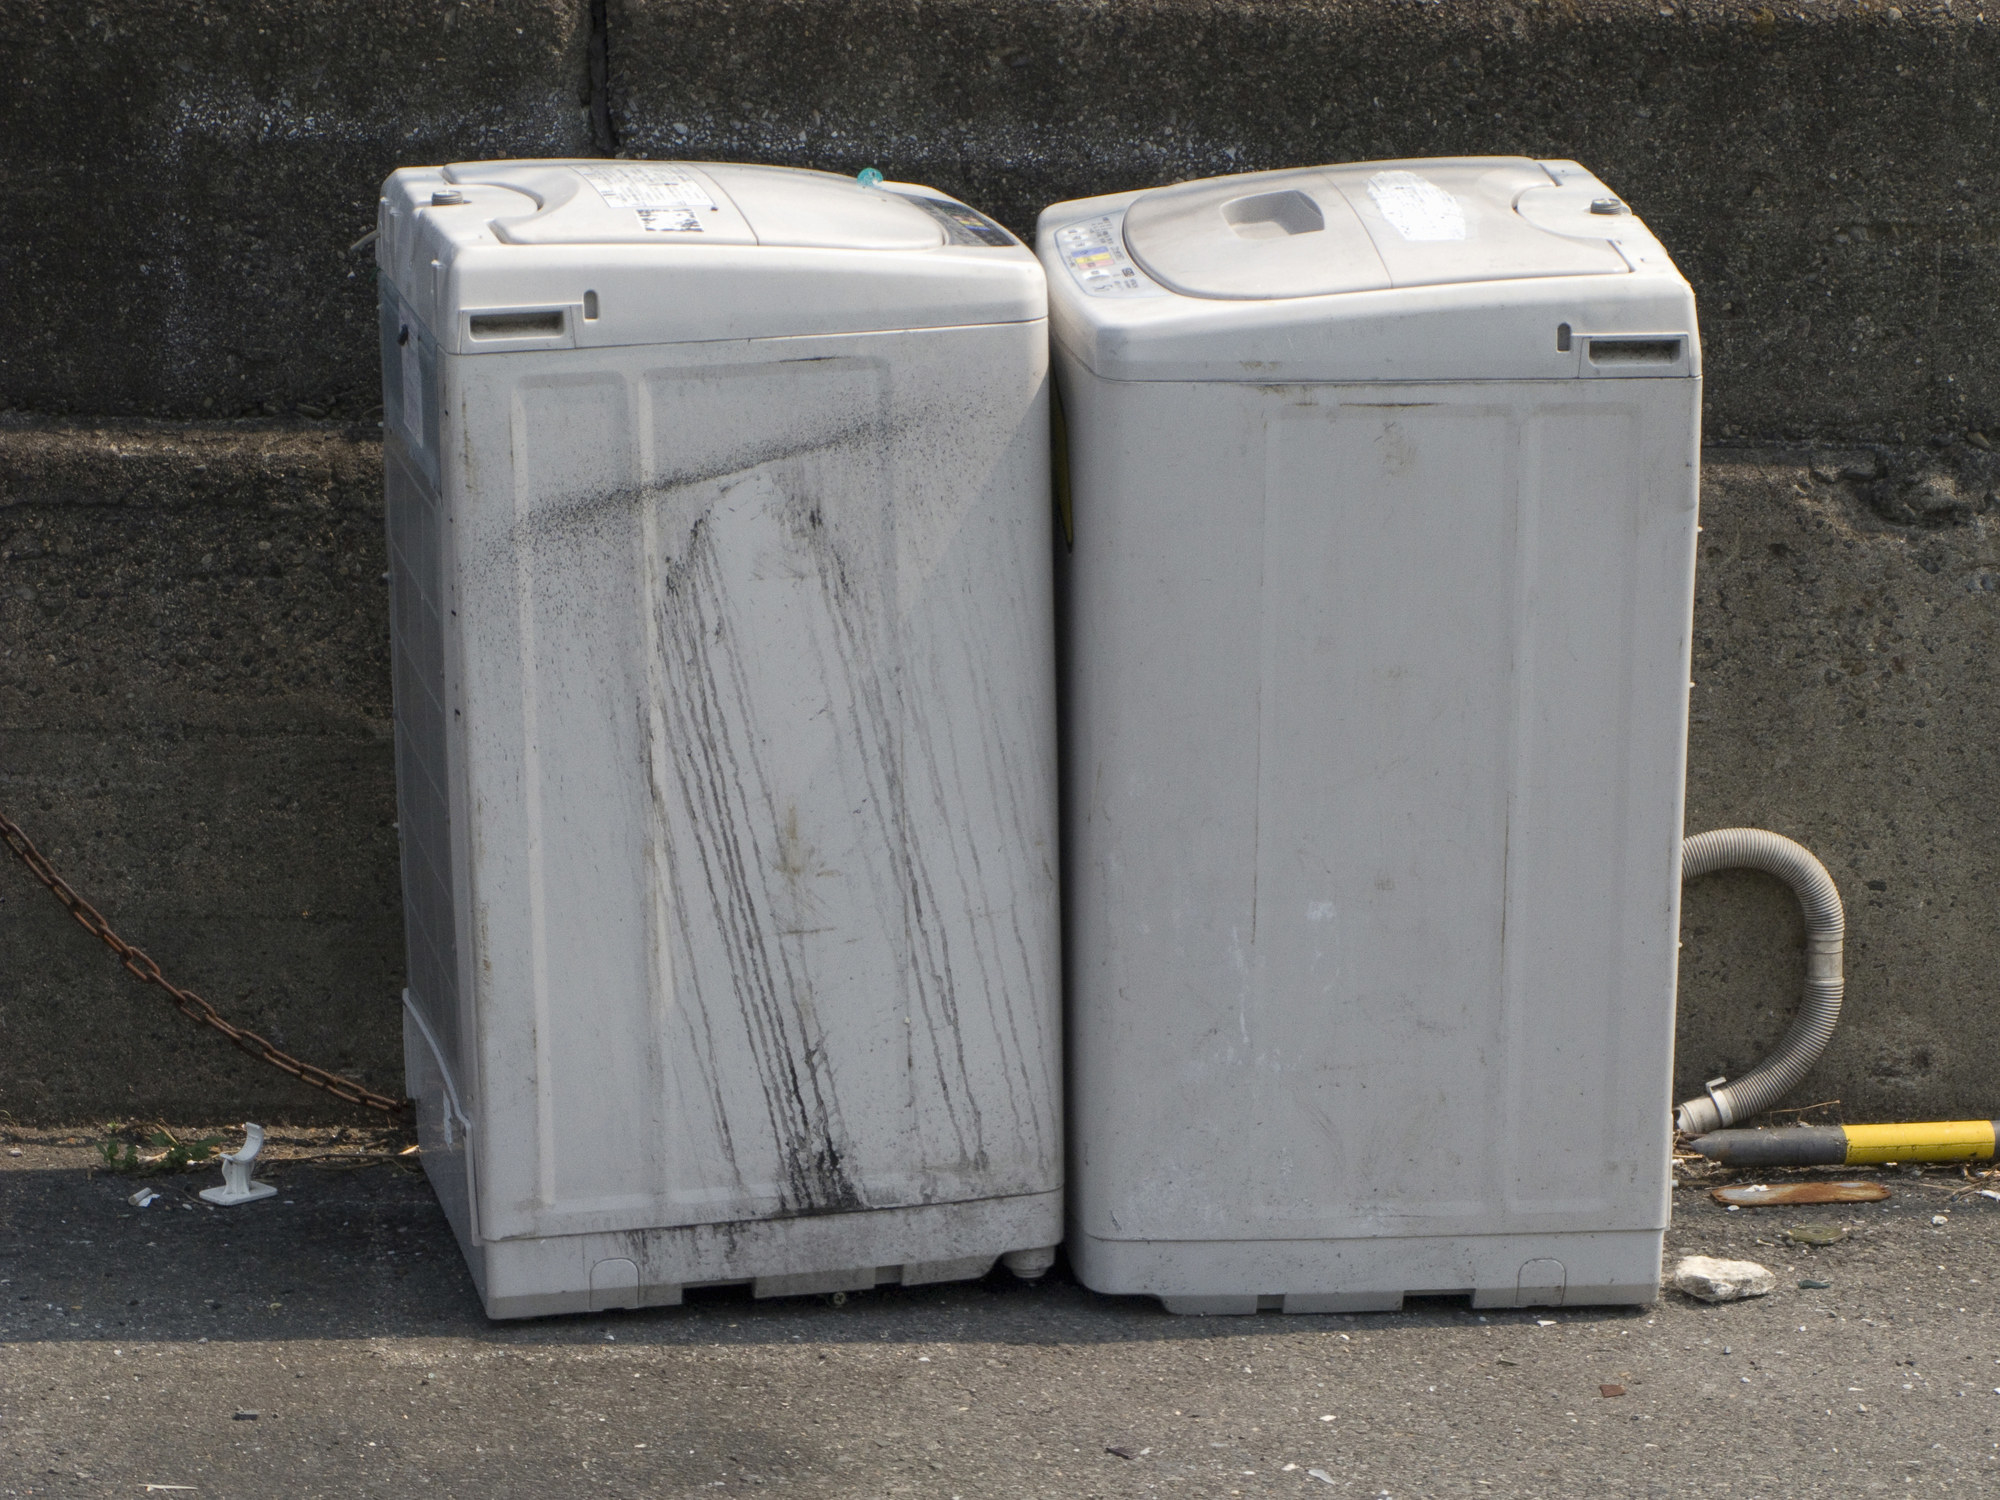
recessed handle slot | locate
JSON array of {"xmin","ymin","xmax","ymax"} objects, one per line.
[
  {"xmin": 1588, "ymin": 337, "xmax": 1682, "ymax": 365},
  {"xmin": 469, "ymin": 309, "xmax": 565, "ymax": 338},
  {"xmin": 1223, "ymin": 190, "xmax": 1325, "ymax": 240}
]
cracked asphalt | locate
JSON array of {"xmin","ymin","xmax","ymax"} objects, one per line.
[{"xmin": 5, "ymin": 1130, "xmax": 2000, "ymax": 1497}]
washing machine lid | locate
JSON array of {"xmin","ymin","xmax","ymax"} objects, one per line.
[
  {"xmin": 1039, "ymin": 161, "xmax": 1696, "ymax": 383},
  {"xmin": 379, "ymin": 161, "xmax": 1044, "ymax": 350},
  {"xmin": 441, "ymin": 160, "xmax": 952, "ymax": 250},
  {"xmin": 1122, "ymin": 158, "xmax": 1630, "ymax": 300}
]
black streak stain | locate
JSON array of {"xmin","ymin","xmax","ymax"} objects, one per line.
[
  {"xmin": 793, "ymin": 467, "xmax": 992, "ymax": 1173},
  {"xmin": 501, "ymin": 363, "xmax": 1053, "ymax": 1212},
  {"xmin": 643, "ymin": 406, "xmax": 920, "ymax": 1215},
  {"xmin": 654, "ymin": 506, "xmax": 866, "ymax": 1214}
]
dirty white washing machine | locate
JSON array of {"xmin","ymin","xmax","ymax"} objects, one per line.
[
  {"xmin": 377, "ymin": 160, "xmax": 1061, "ymax": 1317},
  {"xmin": 1041, "ymin": 158, "xmax": 1700, "ymax": 1312}
]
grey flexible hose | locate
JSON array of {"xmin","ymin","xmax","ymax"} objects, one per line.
[{"xmin": 1674, "ymin": 829, "xmax": 1845, "ymax": 1136}]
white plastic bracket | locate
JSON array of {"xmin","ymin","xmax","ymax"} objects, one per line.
[
  {"xmin": 1703, "ymin": 1075, "xmax": 1735, "ymax": 1129},
  {"xmin": 198, "ymin": 1123, "xmax": 279, "ymax": 1206}
]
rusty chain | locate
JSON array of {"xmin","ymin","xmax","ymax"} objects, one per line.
[{"xmin": 0, "ymin": 808, "xmax": 409, "ymax": 1117}]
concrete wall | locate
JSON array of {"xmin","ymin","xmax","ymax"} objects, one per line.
[
  {"xmin": 614, "ymin": 0, "xmax": 2000, "ymax": 447},
  {"xmin": 0, "ymin": 418, "xmax": 402, "ymax": 1121},
  {"xmin": 10, "ymin": 420, "xmax": 1995, "ymax": 1124},
  {"xmin": 0, "ymin": 0, "xmax": 592, "ymax": 420},
  {"xmin": 1680, "ymin": 443, "xmax": 2000, "ymax": 1124},
  {"xmin": 6, "ymin": 1, "xmax": 1996, "ymax": 442},
  {"xmin": 4, "ymin": 0, "xmax": 1998, "ymax": 1123}
]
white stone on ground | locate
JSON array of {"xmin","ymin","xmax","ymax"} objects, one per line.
[{"xmin": 1671, "ymin": 1254, "xmax": 1776, "ymax": 1302}]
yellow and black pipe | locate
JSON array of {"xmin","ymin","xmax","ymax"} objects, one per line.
[{"xmin": 1690, "ymin": 1120, "xmax": 2000, "ymax": 1168}]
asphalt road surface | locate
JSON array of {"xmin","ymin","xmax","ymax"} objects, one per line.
[{"xmin": 5, "ymin": 1130, "xmax": 1999, "ymax": 1498}]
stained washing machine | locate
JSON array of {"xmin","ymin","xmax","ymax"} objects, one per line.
[
  {"xmin": 1041, "ymin": 159, "xmax": 1701, "ymax": 1312},
  {"xmin": 377, "ymin": 160, "xmax": 1061, "ymax": 1317}
]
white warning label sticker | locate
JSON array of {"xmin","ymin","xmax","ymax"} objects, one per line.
[
  {"xmin": 578, "ymin": 164, "xmax": 717, "ymax": 231},
  {"xmin": 577, "ymin": 163, "xmax": 718, "ymax": 211},
  {"xmin": 1054, "ymin": 215, "xmax": 1164, "ymax": 298},
  {"xmin": 1366, "ymin": 170, "xmax": 1467, "ymax": 242},
  {"xmin": 635, "ymin": 206, "xmax": 705, "ymax": 234}
]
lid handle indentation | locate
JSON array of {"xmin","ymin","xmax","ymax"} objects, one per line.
[{"xmin": 1222, "ymin": 190, "xmax": 1326, "ymax": 241}]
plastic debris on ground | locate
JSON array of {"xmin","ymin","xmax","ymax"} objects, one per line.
[
  {"xmin": 1672, "ymin": 1255, "xmax": 1776, "ymax": 1302},
  {"xmin": 1711, "ymin": 1180, "xmax": 1888, "ymax": 1206},
  {"xmin": 197, "ymin": 1123, "xmax": 279, "ymax": 1207},
  {"xmin": 127, "ymin": 1186, "xmax": 160, "ymax": 1208}
]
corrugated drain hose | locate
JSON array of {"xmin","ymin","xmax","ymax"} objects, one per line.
[{"xmin": 1674, "ymin": 828, "xmax": 1845, "ymax": 1136}]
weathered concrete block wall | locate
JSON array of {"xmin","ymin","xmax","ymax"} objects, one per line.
[
  {"xmin": 0, "ymin": 419, "xmax": 401, "ymax": 1119},
  {"xmin": 0, "ymin": 0, "xmax": 593, "ymax": 420},
  {"xmin": 1, "ymin": 1, "xmax": 1994, "ymax": 441},
  {"xmin": 10, "ymin": 422, "xmax": 1994, "ymax": 1124},
  {"xmin": 613, "ymin": 0, "xmax": 2000, "ymax": 445},
  {"xmin": 4, "ymin": 0, "xmax": 1999, "ymax": 1122},
  {"xmin": 1680, "ymin": 445, "xmax": 2000, "ymax": 1121}
]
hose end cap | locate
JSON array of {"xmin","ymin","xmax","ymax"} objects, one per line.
[{"xmin": 1676, "ymin": 1095, "xmax": 1725, "ymax": 1137}]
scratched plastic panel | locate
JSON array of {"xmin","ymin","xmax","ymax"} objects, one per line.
[
  {"xmin": 1063, "ymin": 391, "xmax": 1522, "ymax": 1242},
  {"xmin": 1067, "ymin": 379, "xmax": 1689, "ymax": 1247},
  {"xmin": 1249, "ymin": 400, "xmax": 1516, "ymax": 1235},
  {"xmin": 1498, "ymin": 393, "xmax": 1693, "ymax": 1222},
  {"xmin": 488, "ymin": 371, "xmax": 667, "ymax": 1228},
  {"xmin": 454, "ymin": 330, "xmax": 1058, "ymax": 1242},
  {"xmin": 1059, "ymin": 376, "xmax": 1267, "ymax": 1245},
  {"xmin": 1077, "ymin": 396, "xmax": 1518, "ymax": 1240},
  {"xmin": 384, "ymin": 435, "xmax": 462, "ymax": 1093},
  {"xmin": 637, "ymin": 338, "xmax": 1059, "ymax": 1226}
]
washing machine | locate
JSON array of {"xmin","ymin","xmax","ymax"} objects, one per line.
[
  {"xmin": 1041, "ymin": 158, "xmax": 1699, "ymax": 1311},
  {"xmin": 378, "ymin": 159, "xmax": 1061, "ymax": 1316}
]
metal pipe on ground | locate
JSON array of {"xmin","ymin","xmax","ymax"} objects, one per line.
[{"xmin": 1691, "ymin": 1120, "xmax": 2000, "ymax": 1168}]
